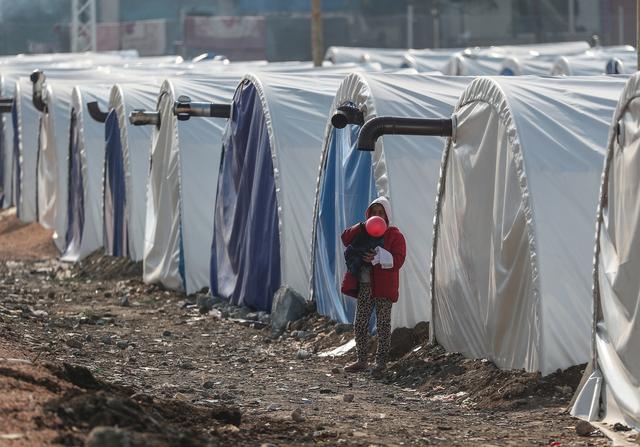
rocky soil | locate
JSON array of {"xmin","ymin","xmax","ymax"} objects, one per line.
[{"xmin": 0, "ymin": 209, "xmax": 612, "ymax": 446}]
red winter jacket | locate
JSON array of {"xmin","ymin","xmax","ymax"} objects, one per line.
[{"xmin": 340, "ymin": 224, "xmax": 406, "ymax": 302}]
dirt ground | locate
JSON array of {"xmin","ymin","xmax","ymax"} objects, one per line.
[{"xmin": 0, "ymin": 209, "xmax": 613, "ymax": 446}]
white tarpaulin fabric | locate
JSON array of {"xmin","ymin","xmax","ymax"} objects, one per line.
[
  {"xmin": 401, "ymin": 49, "xmax": 463, "ymax": 73},
  {"xmin": 212, "ymin": 71, "xmax": 359, "ymax": 311},
  {"xmin": 104, "ymin": 82, "xmax": 160, "ymax": 261},
  {"xmin": 551, "ymin": 46, "xmax": 636, "ymax": 76},
  {"xmin": 0, "ymin": 75, "xmax": 10, "ymax": 208},
  {"xmin": 143, "ymin": 75, "xmax": 238, "ymax": 294},
  {"xmin": 431, "ymin": 75, "xmax": 626, "ymax": 375},
  {"xmin": 325, "ymin": 47, "xmax": 407, "ymax": 68},
  {"xmin": 13, "ymin": 77, "xmax": 40, "ymax": 222},
  {"xmin": 572, "ymin": 72, "xmax": 640, "ymax": 430},
  {"xmin": 310, "ymin": 73, "xmax": 472, "ymax": 330},
  {"xmin": 36, "ymin": 68, "xmax": 115, "ymax": 251},
  {"xmin": 445, "ymin": 41, "xmax": 593, "ymax": 76}
]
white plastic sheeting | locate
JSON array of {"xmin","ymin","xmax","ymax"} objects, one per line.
[
  {"xmin": 311, "ymin": 73, "xmax": 472, "ymax": 330},
  {"xmin": 144, "ymin": 75, "xmax": 238, "ymax": 294},
  {"xmin": 324, "ymin": 47, "xmax": 408, "ymax": 68},
  {"xmin": 572, "ymin": 73, "xmax": 640, "ymax": 430},
  {"xmin": 13, "ymin": 77, "xmax": 40, "ymax": 222},
  {"xmin": 0, "ymin": 75, "xmax": 10, "ymax": 208},
  {"xmin": 104, "ymin": 82, "xmax": 160, "ymax": 261},
  {"xmin": 36, "ymin": 68, "xmax": 112, "ymax": 251},
  {"xmin": 61, "ymin": 83, "xmax": 113, "ymax": 261},
  {"xmin": 431, "ymin": 76, "xmax": 626, "ymax": 375},
  {"xmin": 401, "ymin": 49, "xmax": 463, "ymax": 73},
  {"xmin": 551, "ymin": 46, "xmax": 636, "ymax": 76},
  {"xmin": 445, "ymin": 41, "xmax": 593, "ymax": 76}
]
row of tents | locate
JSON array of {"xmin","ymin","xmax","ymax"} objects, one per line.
[
  {"xmin": 327, "ymin": 41, "xmax": 637, "ymax": 76},
  {"xmin": 0, "ymin": 41, "xmax": 638, "ymax": 431}
]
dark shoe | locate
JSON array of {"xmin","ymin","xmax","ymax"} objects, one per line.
[{"xmin": 344, "ymin": 360, "xmax": 368, "ymax": 373}]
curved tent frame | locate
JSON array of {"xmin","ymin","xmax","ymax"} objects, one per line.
[
  {"xmin": 143, "ymin": 76, "xmax": 238, "ymax": 294},
  {"xmin": 430, "ymin": 76, "xmax": 626, "ymax": 375},
  {"xmin": 103, "ymin": 82, "xmax": 160, "ymax": 261},
  {"xmin": 310, "ymin": 73, "xmax": 471, "ymax": 329},
  {"xmin": 211, "ymin": 71, "xmax": 347, "ymax": 311},
  {"xmin": 572, "ymin": 72, "xmax": 640, "ymax": 431}
]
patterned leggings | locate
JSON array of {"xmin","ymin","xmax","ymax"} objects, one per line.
[{"xmin": 354, "ymin": 284, "xmax": 392, "ymax": 364}]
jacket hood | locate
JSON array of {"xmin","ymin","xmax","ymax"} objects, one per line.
[{"xmin": 366, "ymin": 196, "xmax": 392, "ymax": 225}]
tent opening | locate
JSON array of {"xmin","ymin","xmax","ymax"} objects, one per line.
[
  {"xmin": 314, "ymin": 120, "xmax": 376, "ymax": 324},
  {"xmin": 104, "ymin": 110, "xmax": 127, "ymax": 257},
  {"xmin": 210, "ymin": 81, "xmax": 280, "ymax": 312},
  {"xmin": 64, "ymin": 109, "xmax": 85, "ymax": 256}
]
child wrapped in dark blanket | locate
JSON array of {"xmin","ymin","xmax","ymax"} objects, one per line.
[{"xmin": 343, "ymin": 222, "xmax": 384, "ymax": 277}]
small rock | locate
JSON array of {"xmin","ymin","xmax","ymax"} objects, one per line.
[
  {"xmin": 104, "ymin": 292, "xmax": 112, "ymax": 298},
  {"xmin": 86, "ymin": 426, "xmax": 130, "ymax": 447},
  {"xmin": 202, "ymin": 380, "xmax": 215, "ymax": 389},
  {"xmin": 162, "ymin": 330, "xmax": 172, "ymax": 337},
  {"xmin": 295, "ymin": 330, "xmax": 314, "ymax": 341},
  {"xmin": 296, "ymin": 349, "xmax": 311, "ymax": 360},
  {"xmin": 197, "ymin": 295, "xmax": 214, "ymax": 314},
  {"xmin": 116, "ymin": 340, "xmax": 129, "ymax": 350},
  {"xmin": 100, "ymin": 335, "xmax": 114, "ymax": 345},
  {"xmin": 575, "ymin": 420, "xmax": 594, "ymax": 436},
  {"xmin": 218, "ymin": 424, "xmax": 240, "ymax": 433},
  {"xmin": 267, "ymin": 403, "xmax": 279, "ymax": 412},
  {"xmin": 613, "ymin": 422, "xmax": 631, "ymax": 432},
  {"xmin": 271, "ymin": 286, "xmax": 309, "ymax": 336},
  {"xmin": 343, "ymin": 394, "xmax": 354, "ymax": 403},
  {"xmin": 65, "ymin": 337, "xmax": 83, "ymax": 349},
  {"xmin": 291, "ymin": 408, "xmax": 305, "ymax": 422},
  {"xmin": 31, "ymin": 310, "xmax": 48, "ymax": 319},
  {"xmin": 334, "ymin": 323, "xmax": 352, "ymax": 334},
  {"xmin": 331, "ymin": 367, "xmax": 341, "ymax": 374},
  {"xmin": 119, "ymin": 296, "xmax": 130, "ymax": 307}
]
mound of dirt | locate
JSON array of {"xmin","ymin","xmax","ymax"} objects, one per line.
[
  {"xmin": 383, "ymin": 342, "xmax": 584, "ymax": 410},
  {"xmin": 73, "ymin": 250, "xmax": 143, "ymax": 281},
  {"xmin": 0, "ymin": 208, "xmax": 57, "ymax": 261}
]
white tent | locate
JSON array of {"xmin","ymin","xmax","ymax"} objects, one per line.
[
  {"xmin": 497, "ymin": 41, "xmax": 595, "ymax": 75},
  {"xmin": 401, "ymin": 48, "xmax": 463, "ymax": 73},
  {"xmin": 551, "ymin": 46, "xmax": 636, "ymax": 76},
  {"xmin": 35, "ymin": 68, "xmax": 116, "ymax": 252},
  {"xmin": 324, "ymin": 47, "xmax": 408, "ymax": 69},
  {"xmin": 103, "ymin": 82, "xmax": 161, "ymax": 261},
  {"xmin": 144, "ymin": 75, "xmax": 239, "ymax": 294},
  {"xmin": 572, "ymin": 72, "xmax": 640, "ymax": 431},
  {"xmin": 211, "ymin": 71, "xmax": 351, "ymax": 312},
  {"xmin": 445, "ymin": 41, "xmax": 593, "ymax": 76},
  {"xmin": 11, "ymin": 77, "xmax": 40, "ymax": 222},
  {"xmin": 430, "ymin": 76, "xmax": 626, "ymax": 375},
  {"xmin": 0, "ymin": 75, "xmax": 11, "ymax": 208},
  {"xmin": 59, "ymin": 83, "xmax": 114, "ymax": 261},
  {"xmin": 311, "ymin": 73, "xmax": 472, "ymax": 329}
]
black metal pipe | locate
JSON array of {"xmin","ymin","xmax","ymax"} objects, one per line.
[
  {"xmin": 87, "ymin": 101, "xmax": 108, "ymax": 123},
  {"xmin": 0, "ymin": 97, "xmax": 13, "ymax": 113},
  {"xmin": 356, "ymin": 116, "xmax": 453, "ymax": 151},
  {"xmin": 129, "ymin": 109, "xmax": 161, "ymax": 127},
  {"xmin": 331, "ymin": 105, "xmax": 364, "ymax": 129},
  {"xmin": 30, "ymin": 69, "xmax": 47, "ymax": 113},
  {"xmin": 173, "ymin": 95, "xmax": 231, "ymax": 121}
]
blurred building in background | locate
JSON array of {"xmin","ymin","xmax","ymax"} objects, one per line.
[{"xmin": 0, "ymin": 0, "xmax": 634, "ymax": 59}]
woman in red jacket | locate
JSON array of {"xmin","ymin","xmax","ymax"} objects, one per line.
[{"xmin": 341, "ymin": 196, "xmax": 406, "ymax": 373}]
